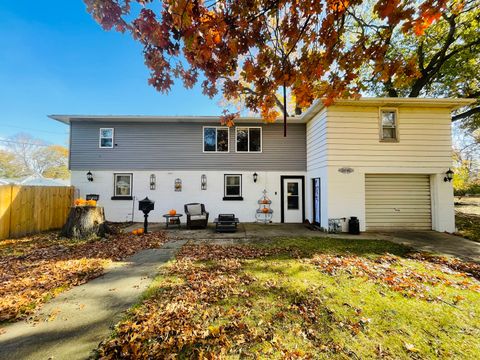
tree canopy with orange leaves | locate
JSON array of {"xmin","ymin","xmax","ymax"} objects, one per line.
[{"xmin": 84, "ymin": 0, "xmax": 478, "ymax": 127}]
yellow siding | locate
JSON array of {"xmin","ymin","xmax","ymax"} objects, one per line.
[{"xmin": 326, "ymin": 106, "xmax": 453, "ymax": 168}]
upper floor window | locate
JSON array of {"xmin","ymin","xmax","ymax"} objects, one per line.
[
  {"xmin": 99, "ymin": 128, "xmax": 114, "ymax": 148},
  {"xmin": 236, "ymin": 127, "xmax": 262, "ymax": 152},
  {"xmin": 203, "ymin": 127, "xmax": 229, "ymax": 152},
  {"xmin": 380, "ymin": 109, "xmax": 398, "ymax": 141}
]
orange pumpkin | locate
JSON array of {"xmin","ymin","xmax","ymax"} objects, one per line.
[
  {"xmin": 262, "ymin": 207, "xmax": 269, "ymax": 213},
  {"xmin": 132, "ymin": 229, "xmax": 138, "ymax": 235},
  {"xmin": 137, "ymin": 228, "xmax": 144, "ymax": 235},
  {"xmin": 169, "ymin": 209, "xmax": 177, "ymax": 216}
]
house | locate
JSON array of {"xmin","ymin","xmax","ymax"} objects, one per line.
[{"xmin": 50, "ymin": 97, "xmax": 474, "ymax": 232}]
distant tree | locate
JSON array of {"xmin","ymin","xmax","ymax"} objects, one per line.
[
  {"xmin": 4, "ymin": 133, "xmax": 69, "ymax": 179},
  {"xmin": 0, "ymin": 150, "xmax": 25, "ymax": 178},
  {"xmin": 34, "ymin": 145, "xmax": 70, "ymax": 180},
  {"xmin": 5, "ymin": 133, "xmax": 46, "ymax": 176}
]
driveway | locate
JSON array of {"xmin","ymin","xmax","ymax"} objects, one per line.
[{"xmin": 377, "ymin": 230, "xmax": 480, "ymax": 263}]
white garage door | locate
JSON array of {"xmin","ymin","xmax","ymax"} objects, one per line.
[{"xmin": 365, "ymin": 174, "xmax": 432, "ymax": 230}]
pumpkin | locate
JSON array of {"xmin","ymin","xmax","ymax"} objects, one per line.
[
  {"xmin": 132, "ymin": 229, "xmax": 138, "ymax": 235},
  {"xmin": 137, "ymin": 228, "xmax": 144, "ymax": 235},
  {"xmin": 169, "ymin": 209, "xmax": 177, "ymax": 216},
  {"xmin": 262, "ymin": 207, "xmax": 269, "ymax": 213},
  {"xmin": 74, "ymin": 198, "xmax": 86, "ymax": 206},
  {"xmin": 262, "ymin": 199, "xmax": 269, "ymax": 204}
]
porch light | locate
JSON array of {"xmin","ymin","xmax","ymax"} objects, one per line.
[
  {"xmin": 150, "ymin": 174, "xmax": 156, "ymax": 190},
  {"xmin": 201, "ymin": 174, "xmax": 207, "ymax": 190},
  {"xmin": 86, "ymin": 171, "xmax": 93, "ymax": 182},
  {"xmin": 444, "ymin": 168, "xmax": 454, "ymax": 182},
  {"xmin": 253, "ymin": 172, "xmax": 258, "ymax": 183}
]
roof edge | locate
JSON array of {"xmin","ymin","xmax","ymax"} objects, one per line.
[{"xmin": 49, "ymin": 97, "xmax": 476, "ymax": 124}]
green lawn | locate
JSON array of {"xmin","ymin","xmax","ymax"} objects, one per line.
[
  {"xmin": 456, "ymin": 212, "xmax": 480, "ymax": 243},
  {"xmin": 98, "ymin": 238, "xmax": 480, "ymax": 359}
]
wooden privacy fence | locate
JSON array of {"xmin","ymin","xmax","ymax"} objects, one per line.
[{"xmin": 0, "ymin": 185, "xmax": 75, "ymax": 240}]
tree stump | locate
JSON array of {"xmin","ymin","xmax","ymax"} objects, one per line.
[{"xmin": 61, "ymin": 206, "xmax": 111, "ymax": 239}]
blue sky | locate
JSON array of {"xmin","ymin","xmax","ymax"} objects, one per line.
[{"xmin": 0, "ymin": 1, "xmax": 221, "ymax": 146}]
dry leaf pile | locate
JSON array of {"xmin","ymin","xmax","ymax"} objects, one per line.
[
  {"xmin": 0, "ymin": 230, "xmax": 167, "ymax": 323},
  {"xmin": 308, "ymin": 253, "xmax": 480, "ymax": 301}
]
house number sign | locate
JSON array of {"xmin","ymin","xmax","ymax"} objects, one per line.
[{"xmin": 338, "ymin": 167, "xmax": 354, "ymax": 174}]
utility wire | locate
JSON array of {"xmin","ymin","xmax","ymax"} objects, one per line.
[
  {"xmin": 0, "ymin": 139, "xmax": 52, "ymax": 147},
  {"xmin": 0, "ymin": 124, "xmax": 68, "ymax": 135}
]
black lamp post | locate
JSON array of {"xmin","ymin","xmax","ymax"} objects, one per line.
[
  {"xmin": 444, "ymin": 168, "xmax": 454, "ymax": 182},
  {"xmin": 253, "ymin": 172, "xmax": 258, "ymax": 183},
  {"xmin": 86, "ymin": 171, "xmax": 93, "ymax": 182},
  {"xmin": 138, "ymin": 197, "xmax": 155, "ymax": 233}
]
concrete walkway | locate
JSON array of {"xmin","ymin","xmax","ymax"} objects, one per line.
[
  {"xmin": 127, "ymin": 222, "xmax": 480, "ymax": 262},
  {"xmin": 0, "ymin": 240, "xmax": 187, "ymax": 360}
]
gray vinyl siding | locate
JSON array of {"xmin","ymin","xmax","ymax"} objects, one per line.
[{"xmin": 70, "ymin": 121, "xmax": 306, "ymax": 171}]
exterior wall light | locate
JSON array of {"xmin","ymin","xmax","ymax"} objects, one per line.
[
  {"xmin": 174, "ymin": 178, "xmax": 182, "ymax": 191},
  {"xmin": 444, "ymin": 168, "xmax": 454, "ymax": 182},
  {"xmin": 150, "ymin": 174, "xmax": 156, "ymax": 190},
  {"xmin": 253, "ymin": 172, "xmax": 258, "ymax": 183},
  {"xmin": 86, "ymin": 171, "xmax": 93, "ymax": 182},
  {"xmin": 201, "ymin": 174, "xmax": 207, "ymax": 190}
]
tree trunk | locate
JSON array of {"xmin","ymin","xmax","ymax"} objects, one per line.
[{"xmin": 61, "ymin": 206, "xmax": 111, "ymax": 239}]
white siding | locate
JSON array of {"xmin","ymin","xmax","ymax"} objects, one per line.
[
  {"xmin": 71, "ymin": 170, "xmax": 306, "ymax": 223},
  {"xmin": 306, "ymin": 108, "xmax": 328, "ymax": 171}
]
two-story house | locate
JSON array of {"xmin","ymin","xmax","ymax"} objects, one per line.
[{"xmin": 51, "ymin": 97, "xmax": 473, "ymax": 232}]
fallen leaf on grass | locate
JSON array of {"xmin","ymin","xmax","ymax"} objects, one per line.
[{"xmin": 0, "ymin": 230, "xmax": 168, "ymax": 323}]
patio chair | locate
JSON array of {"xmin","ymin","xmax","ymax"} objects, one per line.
[{"xmin": 184, "ymin": 203, "xmax": 209, "ymax": 229}]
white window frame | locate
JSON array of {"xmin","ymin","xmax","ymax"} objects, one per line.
[
  {"xmin": 379, "ymin": 108, "xmax": 399, "ymax": 142},
  {"xmin": 224, "ymin": 174, "xmax": 242, "ymax": 198},
  {"xmin": 202, "ymin": 126, "xmax": 230, "ymax": 153},
  {"xmin": 113, "ymin": 173, "xmax": 133, "ymax": 197},
  {"xmin": 235, "ymin": 126, "xmax": 262, "ymax": 153},
  {"xmin": 99, "ymin": 128, "xmax": 114, "ymax": 148}
]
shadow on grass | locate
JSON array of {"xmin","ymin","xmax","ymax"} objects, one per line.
[{"xmin": 252, "ymin": 237, "xmax": 413, "ymax": 258}]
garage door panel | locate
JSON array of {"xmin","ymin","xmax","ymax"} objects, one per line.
[{"xmin": 365, "ymin": 174, "xmax": 432, "ymax": 230}]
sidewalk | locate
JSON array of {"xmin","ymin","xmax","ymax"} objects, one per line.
[{"xmin": 0, "ymin": 240, "xmax": 187, "ymax": 360}]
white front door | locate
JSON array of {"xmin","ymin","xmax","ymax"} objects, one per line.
[{"xmin": 283, "ymin": 178, "xmax": 303, "ymax": 223}]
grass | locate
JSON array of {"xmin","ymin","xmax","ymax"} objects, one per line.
[
  {"xmin": 98, "ymin": 237, "xmax": 480, "ymax": 359},
  {"xmin": 456, "ymin": 212, "xmax": 480, "ymax": 242}
]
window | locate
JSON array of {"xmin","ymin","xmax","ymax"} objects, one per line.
[
  {"xmin": 287, "ymin": 182, "xmax": 299, "ymax": 209},
  {"xmin": 203, "ymin": 127, "xmax": 229, "ymax": 152},
  {"xmin": 112, "ymin": 173, "xmax": 132, "ymax": 199},
  {"xmin": 236, "ymin": 127, "xmax": 262, "ymax": 152},
  {"xmin": 380, "ymin": 109, "xmax": 398, "ymax": 141},
  {"xmin": 99, "ymin": 128, "xmax": 114, "ymax": 148},
  {"xmin": 223, "ymin": 174, "xmax": 243, "ymax": 200}
]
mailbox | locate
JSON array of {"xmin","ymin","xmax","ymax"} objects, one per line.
[
  {"xmin": 138, "ymin": 197, "xmax": 155, "ymax": 214},
  {"xmin": 138, "ymin": 197, "xmax": 155, "ymax": 233}
]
